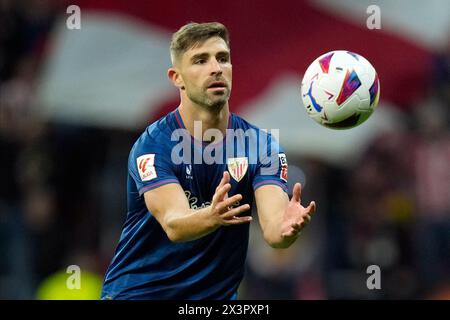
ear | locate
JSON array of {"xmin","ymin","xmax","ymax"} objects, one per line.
[{"xmin": 168, "ymin": 68, "xmax": 185, "ymax": 90}]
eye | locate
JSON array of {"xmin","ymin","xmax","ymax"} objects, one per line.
[
  {"xmin": 218, "ymin": 56, "xmax": 229, "ymax": 63},
  {"xmin": 194, "ymin": 59, "xmax": 206, "ymax": 65}
]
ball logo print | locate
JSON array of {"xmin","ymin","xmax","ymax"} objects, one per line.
[{"xmin": 301, "ymin": 50, "xmax": 380, "ymax": 129}]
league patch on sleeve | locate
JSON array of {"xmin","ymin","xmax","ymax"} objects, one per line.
[
  {"xmin": 278, "ymin": 153, "xmax": 288, "ymax": 182},
  {"xmin": 136, "ymin": 154, "xmax": 157, "ymax": 181}
]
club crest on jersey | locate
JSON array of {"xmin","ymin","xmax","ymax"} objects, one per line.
[
  {"xmin": 279, "ymin": 153, "xmax": 288, "ymax": 182},
  {"xmin": 136, "ymin": 154, "xmax": 157, "ymax": 181},
  {"xmin": 227, "ymin": 157, "xmax": 248, "ymax": 182}
]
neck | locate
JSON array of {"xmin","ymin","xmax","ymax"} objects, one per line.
[{"xmin": 178, "ymin": 101, "xmax": 229, "ymax": 142}]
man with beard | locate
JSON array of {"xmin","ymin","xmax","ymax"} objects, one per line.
[{"xmin": 101, "ymin": 22, "xmax": 316, "ymax": 300}]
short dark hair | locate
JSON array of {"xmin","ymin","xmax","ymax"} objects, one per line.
[{"xmin": 170, "ymin": 22, "xmax": 230, "ymax": 64}]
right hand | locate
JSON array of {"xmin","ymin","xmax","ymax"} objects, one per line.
[{"xmin": 209, "ymin": 171, "xmax": 252, "ymax": 226}]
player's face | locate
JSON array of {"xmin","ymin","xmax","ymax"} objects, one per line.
[{"xmin": 180, "ymin": 37, "xmax": 232, "ymax": 109}]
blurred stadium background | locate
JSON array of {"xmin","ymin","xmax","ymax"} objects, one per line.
[{"xmin": 1, "ymin": 0, "xmax": 449, "ymax": 299}]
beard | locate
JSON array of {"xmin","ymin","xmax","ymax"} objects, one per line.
[{"xmin": 186, "ymin": 84, "xmax": 231, "ymax": 110}]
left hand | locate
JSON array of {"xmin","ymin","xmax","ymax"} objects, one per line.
[{"xmin": 281, "ymin": 183, "xmax": 316, "ymax": 238}]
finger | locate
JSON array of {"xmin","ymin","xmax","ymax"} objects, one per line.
[
  {"xmin": 223, "ymin": 171, "xmax": 230, "ymax": 182},
  {"xmin": 217, "ymin": 194, "xmax": 243, "ymax": 212},
  {"xmin": 291, "ymin": 183, "xmax": 302, "ymax": 203},
  {"xmin": 291, "ymin": 220, "xmax": 306, "ymax": 232},
  {"xmin": 221, "ymin": 204, "xmax": 251, "ymax": 219},
  {"xmin": 220, "ymin": 171, "xmax": 230, "ymax": 186},
  {"xmin": 223, "ymin": 215, "xmax": 252, "ymax": 225},
  {"xmin": 213, "ymin": 183, "xmax": 231, "ymax": 204},
  {"xmin": 220, "ymin": 204, "xmax": 250, "ymax": 219},
  {"xmin": 215, "ymin": 171, "xmax": 229, "ymax": 192},
  {"xmin": 291, "ymin": 222, "xmax": 302, "ymax": 232},
  {"xmin": 218, "ymin": 183, "xmax": 232, "ymax": 198},
  {"xmin": 221, "ymin": 173, "xmax": 231, "ymax": 200},
  {"xmin": 306, "ymin": 201, "xmax": 316, "ymax": 216},
  {"xmin": 303, "ymin": 214, "xmax": 311, "ymax": 223},
  {"xmin": 281, "ymin": 228, "xmax": 299, "ymax": 238}
]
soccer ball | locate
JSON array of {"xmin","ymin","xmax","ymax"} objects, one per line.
[{"xmin": 300, "ymin": 50, "xmax": 380, "ymax": 129}]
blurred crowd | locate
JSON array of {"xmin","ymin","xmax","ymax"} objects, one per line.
[{"xmin": 1, "ymin": 1, "xmax": 449, "ymax": 299}]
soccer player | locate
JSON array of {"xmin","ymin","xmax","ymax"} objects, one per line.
[{"xmin": 101, "ymin": 22, "xmax": 316, "ymax": 300}]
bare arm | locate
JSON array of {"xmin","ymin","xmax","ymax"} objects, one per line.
[
  {"xmin": 144, "ymin": 171, "xmax": 251, "ymax": 242},
  {"xmin": 255, "ymin": 183, "xmax": 316, "ymax": 248}
]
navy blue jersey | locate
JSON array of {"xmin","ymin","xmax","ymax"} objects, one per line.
[{"xmin": 101, "ymin": 108, "xmax": 288, "ymax": 300}]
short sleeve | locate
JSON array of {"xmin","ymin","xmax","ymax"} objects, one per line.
[
  {"xmin": 252, "ymin": 133, "xmax": 288, "ymax": 193},
  {"xmin": 129, "ymin": 136, "xmax": 179, "ymax": 196}
]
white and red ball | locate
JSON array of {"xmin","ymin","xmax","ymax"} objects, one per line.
[{"xmin": 301, "ymin": 50, "xmax": 380, "ymax": 129}]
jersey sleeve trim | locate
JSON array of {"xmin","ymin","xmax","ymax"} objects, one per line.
[
  {"xmin": 138, "ymin": 178, "xmax": 180, "ymax": 196},
  {"xmin": 253, "ymin": 180, "xmax": 288, "ymax": 193}
]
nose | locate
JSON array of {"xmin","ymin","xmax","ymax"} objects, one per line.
[{"xmin": 210, "ymin": 58, "xmax": 222, "ymax": 76}]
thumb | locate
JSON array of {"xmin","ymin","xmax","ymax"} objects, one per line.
[
  {"xmin": 223, "ymin": 171, "xmax": 230, "ymax": 183},
  {"xmin": 216, "ymin": 171, "xmax": 230, "ymax": 192},
  {"xmin": 291, "ymin": 183, "xmax": 301, "ymax": 203}
]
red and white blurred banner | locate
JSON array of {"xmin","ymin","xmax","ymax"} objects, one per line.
[{"xmin": 34, "ymin": 0, "xmax": 449, "ymax": 164}]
